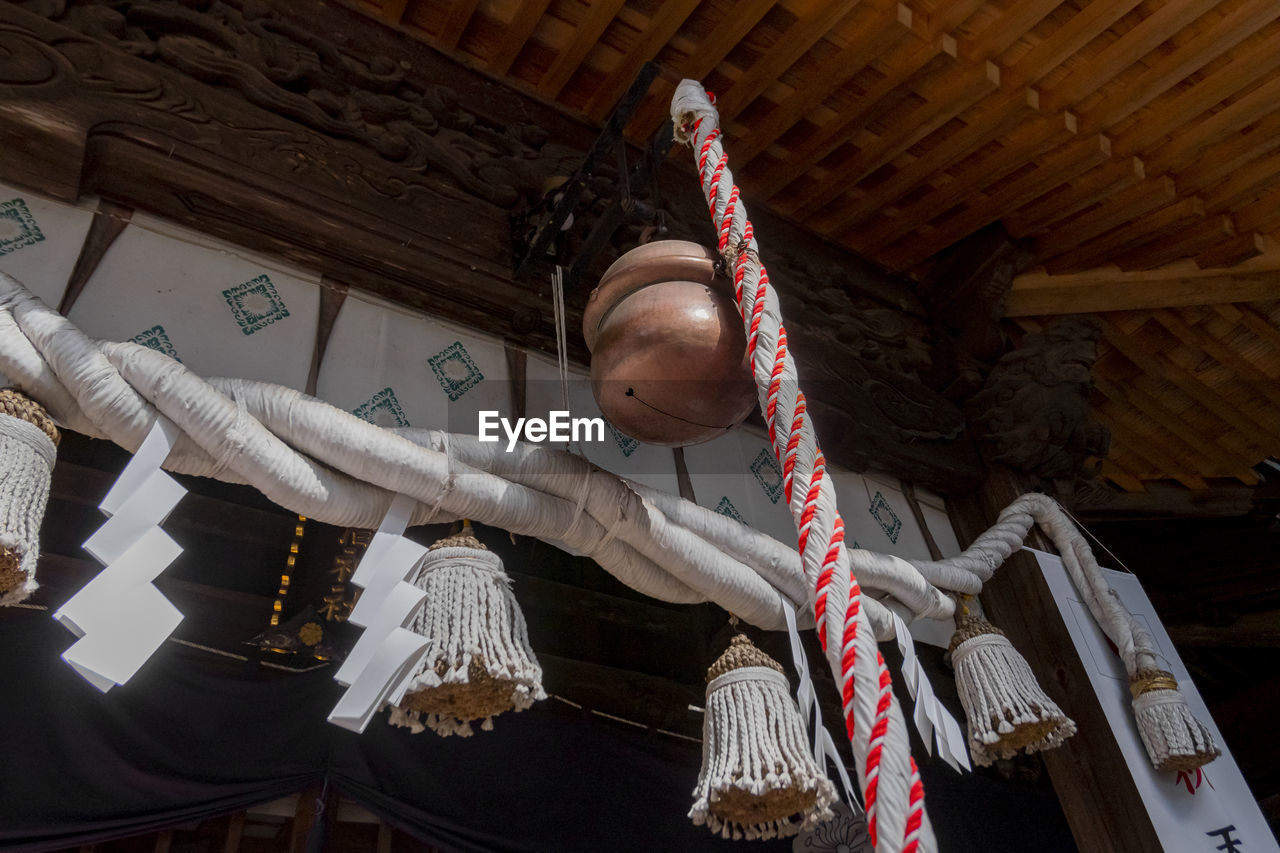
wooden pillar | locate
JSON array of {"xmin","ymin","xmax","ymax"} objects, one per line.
[{"xmin": 947, "ymin": 464, "xmax": 1161, "ymax": 852}]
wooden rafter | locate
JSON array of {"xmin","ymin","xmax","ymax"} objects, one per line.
[
  {"xmin": 1100, "ymin": 315, "xmax": 1280, "ymax": 452},
  {"xmin": 624, "ymin": 0, "xmax": 779, "ymax": 141},
  {"xmin": 583, "ymin": 0, "xmax": 701, "ymax": 122},
  {"xmin": 1006, "ymin": 254, "xmax": 1280, "ymax": 316}
]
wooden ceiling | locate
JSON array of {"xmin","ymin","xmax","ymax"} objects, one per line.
[
  {"xmin": 348, "ymin": 0, "xmax": 1280, "ymax": 277},
  {"xmin": 340, "ymin": 0, "xmax": 1280, "ymax": 495},
  {"xmin": 1013, "ymin": 300, "xmax": 1279, "ymax": 492}
]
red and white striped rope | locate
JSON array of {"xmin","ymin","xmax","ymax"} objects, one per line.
[{"xmin": 671, "ymin": 80, "xmax": 933, "ymax": 853}]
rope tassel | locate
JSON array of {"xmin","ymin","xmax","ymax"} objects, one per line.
[
  {"xmin": 691, "ymin": 634, "xmax": 835, "ymax": 841},
  {"xmin": 0, "ymin": 388, "xmax": 59, "ymax": 606},
  {"xmin": 1130, "ymin": 669, "xmax": 1220, "ymax": 772},
  {"xmin": 388, "ymin": 529, "xmax": 545, "ymax": 736},
  {"xmin": 948, "ymin": 612, "xmax": 1075, "ymax": 765}
]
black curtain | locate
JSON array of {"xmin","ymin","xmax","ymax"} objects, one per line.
[
  {"xmin": 0, "ymin": 610, "xmax": 790, "ymax": 852},
  {"xmin": 0, "ymin": 610, "xmax": 1076, "ymax": 852}
]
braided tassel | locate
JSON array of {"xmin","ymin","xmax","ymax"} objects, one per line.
[
  {"xmin": 949, "ymin": 607, "xmax": 1075, "ymax": 765},
  {"xmin": 0, "ymin": 388, "xmax": 59, "ymax": 606},
  {"xmin": 691, "ymin": 634, "xmax": 835, "ymax": 840},
  {"xmin": 389, "ymin": 528, "xmax": 545, "ymax": 736}
]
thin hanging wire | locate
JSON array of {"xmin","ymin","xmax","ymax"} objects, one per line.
[
  {"xmin": 552, "ymin": 264, "xmax": 570, "ymax": 413},
  {"xmin": 550, "ymin": 264, "xmax": 580, "ymax": 455},
  {"xmin": 1059, "ymin": 502, "xmax": 1136, "ymax": 575}
]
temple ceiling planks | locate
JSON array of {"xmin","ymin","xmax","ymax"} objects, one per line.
[
  {"xmin": 343, "ymin": 0, "xmax": 1280, "ymax": 496},
  {"xmin": 347, "ymin": 0, "xmax": 1280, "ymax": 278}
]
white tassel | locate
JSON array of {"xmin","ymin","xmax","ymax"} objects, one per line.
[
  {"xmin": 950, "ymin": 616, "xmax": 1075, "ymax": 766},
  {"xmin": 0, "ymin": 389, "xmax": 58, "ymax": 607},
  {"xmin": 690, "ymin": 636, "xmax": 834, "ymax": 840},
  {"xmin": 389, "ymin": 530, "xmax": 545, "ymax": 736},
  {"xmin": 1130, "ymin": 670, "xmax": 1220, "ymax": 771}
]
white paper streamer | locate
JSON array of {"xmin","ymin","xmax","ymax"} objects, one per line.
[
  {"xmin": 781, "ymin": 599, "xmax": 859, "ymax": 812},
  {"xmin": 54, "ymin": 418, "xmax": 186, "ymax": 692},
  {"xmin": 328, "ymin": 493, "xmax": 430, "ymax": 732},
  {"xmin": 888, "ymin": 610, "xmax": 971, "ymax": 773}
]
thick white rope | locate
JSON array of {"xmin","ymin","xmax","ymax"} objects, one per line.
[
  {"xmin": 0, "ymin": 270, "xmax": 921, "ymax": 636},
  {"xmin": 670, "ymin": 81, "xmax": 927, "ymax": 853}
]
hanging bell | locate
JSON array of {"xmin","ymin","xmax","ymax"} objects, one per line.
[
  {"xmin": 388, "ymin": 527, "xmax": 545, "ymax": 736},
  {"xmin": 0, "ymin": 388, "xmax": 58, "ymax": 606},
  {"xmin": 690, "ymin": 634, "xmax": 835, "ymax": 840},
  {"xmin": 583, "ymin": 240, "xmax": 756, "ymax": 446}
]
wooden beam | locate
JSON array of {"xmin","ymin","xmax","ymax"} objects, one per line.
[
  {"xmin": 1203, "ymin": 146, "xmax": 1280, "ymax": 213},
  {"xmin": 1152, "ymin": 307, "xmax": 1277, "ymax": 384},
  {"xmin": 729, "ymin": 2, "xmax": 914, "ymax": 168},
  {"xmin": 486, "ymin": 0, "xmax": 552, "ymax": 76},
  {"xmin": 948, "ymin": 465, "xmax": 1162, "ymax": 852},
  {"xmin": 1034, "ymin": 176, "xmax": 1177, "ymax": 260},
  {"xmin": 304, "ymin": 277, "xmax": 348, "ymax": 397},
  {"xmin": 1041, "ymin": 194, "xmax": 1204, "ymax": 274},
  {"xmin": 1071, "ymin": 480, "xmax": 1268, "ymax": 521},
  {"xmin": 224, "ymin": 811, "xmax": 246, "ymax": 853},
  {"xmin": 536, "ymin": 0, "xmax": 626, "ymax": 99},
  {"xmin": 877, "ymin": 133, "xmax": 1112, "ymax": 268},
  {"xmin": 1099, "ymin": 316, "xmax": 1280, "ymax": 451},
  {"xmin": 1113, "ymin": 214, "xmax": 1234, "ymax": 271},
  {"xmin": 1166, "ymin": 610, "xmax": 1280, "ymax": 647},
  {"xmin": 289, "ymin": 783, "xmax": 321, "ymax": 853},
  {"xmin": 1100, "ymin": 458, "xmax": 1148, "ymax": 493},
  {"xmin": 625, "ymin": 0, "xmax": 778, "ymax": 141},
  {"xmin": 1092, "ymin": 374, "xmax": 1262, "ymax": 485},
  {"xmin": 1194, "ymin": 230, "xmax": 1268, "ymax": 269},
  {"xmin": 804, "ymin": 60, "xmax": 1002, "ymax": 232},
  {"xmin": 1042, "ymin": 0, "xmax": 1221, "ymax": 114},
  {"xmin": 1236, "ymin": 183, "xmax": 1280, "ymax": 235},
  {"xmin": 713, "ymin": 0, "xmax": 864, "ymax": 125},
  {"xmin": 1216, "ymin": 303, "xmax": 1280, "ymax": 354},
  {"xmin": 1005, "ymin": 256, "xmax": 1280, "ymax": 316},
  {"xmin": 59, "ymin": 200, "xmax": 132, "ymax": 316},
  {"xmin": 584, "ymin": 0, "xmax": 701, "ymax": 123},
  {"xmin": 379, "ymin": 0, "xmax": 410, "ymax": 25},
  {"xmin": 845, "ymin": 112, "xmax": 1082, "ymax": 253},
  {"xmin": 822, "ymin": 85, "xmax": 1041, "ymax": 235},
  {"xmin": 437, "ymin": 0, "xmax": 481, "ymax": 51},
  {"xmin": 1007, "ymin": 0, "xmax": 1144, "ymax": 85},
  {"xmin": 1143, "ymin": 63, "xmax": 1280, "ymax": 173},
  {"xmin": 1081, "ymin": 0, "xmax": 1280, "ymax": 133},
  {"xmin": 752, "ymin": 28, "xmax": 952, "ymax": 203},
  {"xmin": 1090, "ymin": 402, "xmax": 1209, "ymax": 490},
  {"xmin": 1173, "ymin": 108, "xmax": 1280, "ymax": 197},
  {"xmin": 962, "ymin": 0, "xmax": 1062, "ymax": 61},
  {"xmin": 1005, "ymin": 156, "xmax": 1145, "ymax": 239}
]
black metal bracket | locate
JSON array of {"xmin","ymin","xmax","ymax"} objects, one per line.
[
  {"xmin": 563, "ymin": 117, "xmax": 675, "ymax": 292},
  {"xmin": 512, "ymin": 61, "xmax": 662, "ymax": 280}
]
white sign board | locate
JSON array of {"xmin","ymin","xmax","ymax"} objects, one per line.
[{"xmin": 1033, "ymin": 548, "xmax": 1278, "ymax": 853}]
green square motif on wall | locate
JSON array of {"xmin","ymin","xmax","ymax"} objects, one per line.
[
  {"xmin": 605, "ymin": 420, "xmax": 639, "ymax": 457},
  {"xmin": 714, "ymin": 496, "xmax": 745, "ymax": 524},
  {"xmin": 353, "ymin": 387, "xmax": 410, "ymax": 428},
  {"xmin": 130, "ymin": 325, "xmax": 182, "ymax": 363},
  {"xmin": 750, "ymin": 447, "xmax": 785, "ymax": 504},
  {"xmin": 869, "ymin": 491, "xmax": 902, "ymax": 544},
  {"xmin": 428, "ymin": 341, "xmax": 483, "ymax": 401},
  {"xmin": 222, "ymin": 274, "xmax": 290, "ymax": 336},
  {"xmin": 0, "ymin": 198, "xmax": 45, "ymax": 256}
]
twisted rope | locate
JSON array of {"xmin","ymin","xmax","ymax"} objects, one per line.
[{"xmin": 671, "ymin": 81, "xmax": 931, "ymax": 853}]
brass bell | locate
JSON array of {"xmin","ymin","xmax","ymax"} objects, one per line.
[{"xmin": 583, "ymin": 241, "xmax": 757, "ymax": 446}]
